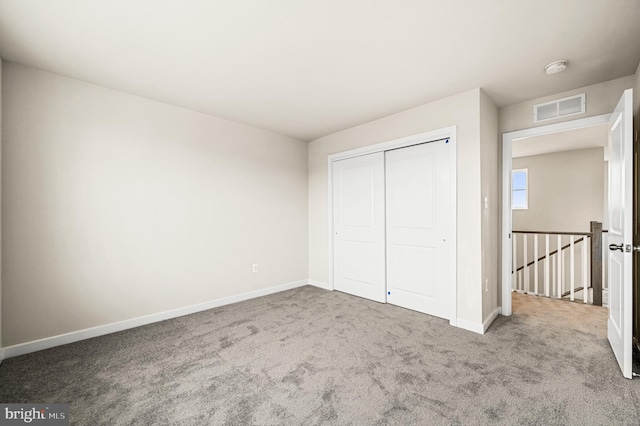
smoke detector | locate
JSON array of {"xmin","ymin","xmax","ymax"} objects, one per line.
[{"xmin": 545, "ymin": 60, "xmax": 568, "ymax": 75}]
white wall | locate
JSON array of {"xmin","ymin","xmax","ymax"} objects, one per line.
[
  {"xmin": 512, "ymin": 148, "xmax": 605, "ymax": 233},
  {"xmin": 480, "ymin": 91, "xmax": 499, "ymax": 321},
  {"xmin": 500, "ymin": 75, "xmax": 636, "ymax": 134},
  {"xmin": 309, "ymin": 89, "xmax": 489, "ymax": 326},
  {"xmin": 0, "ymin": 57, "xmax": 3, "ymax": 352},
  {"xmin": 1, "ymin": 63, "xmax": 308, "ymax": 347}
]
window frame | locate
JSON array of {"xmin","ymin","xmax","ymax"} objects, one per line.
[{"xmin": 511, "ymin": 168, "xmax": 528, "ymax": 210}]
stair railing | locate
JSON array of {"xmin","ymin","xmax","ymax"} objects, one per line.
[{"xmin": 512, "ymin": 221, "xmax": 605, "ymax": 306}]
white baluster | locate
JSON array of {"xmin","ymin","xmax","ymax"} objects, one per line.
[
  {"xmin": 582, "ymin": 237, "xmax": 588, "ymax": 304},
  {"xmin": 557, "ymin": 235, "xmax": 562, "ymax": 299},
  {"xmin": 561, "ymin": 249, "xmax": 565, "ymax": 298},
  {"xmin": 513, "ymin": 233, "xmax": 517, "ymax": 292},
  {"xmin": 552, "ymin": 252, "xmax": 556, "ymax": 298},
  {"xmin": 570, "ymin": 236, "xmax": 575, "ymax": 301},
  {"xmin": 545, "ymin": 234, "xmax": 550, "ymax": 297},
  {"xmin": 534, "ymin": 234, "xmax": 539, "ymax": 295},
  {"xmin": 524, "ymin": 234, "xmax": 529, "ymax": 293}
]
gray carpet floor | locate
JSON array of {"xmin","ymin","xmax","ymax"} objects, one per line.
[{"xmin": 1, "ymin": 285, "xmax": 639, "ymax": 425}]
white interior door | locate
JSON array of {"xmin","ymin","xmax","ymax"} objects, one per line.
[
  {"xmin": 607, "ymin": 88, "xmax": 633, "ymax": 379},
  {"xmin": 385, "ymin": 140, "xmax": 453, "ymax": 319},
  {"xmin": 333, "ymin": 152, "xmax": 386, "ymax": 302}
]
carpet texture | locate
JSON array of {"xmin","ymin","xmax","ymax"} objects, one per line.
[{"xmin": 1, "ymin": 286, "xmax": 639, "ymax": 425}]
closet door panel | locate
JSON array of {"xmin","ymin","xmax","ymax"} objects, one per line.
[
  {"xmin": 333, "ymin": 152, "xmax": 386, "ymax": 302},
  {"xmin": 385, "ymin": 141, "xmax": 452, "ymax": 319}
]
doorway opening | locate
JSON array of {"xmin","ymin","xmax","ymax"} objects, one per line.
[
  {"xmin": 501, "ymin": 88, "xmax": 634, "ymax": 379},
  {"xmin": 501, "ymin": 114, "xmax": 612, "ymax": 315},
  {"xmin": 509, "ymin": 123, "xmax": 609, "ymax": 308}
]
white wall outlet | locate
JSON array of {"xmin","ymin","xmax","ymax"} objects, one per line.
[{"xmin": 252, "ymin": 263, "xmax": 259, "ymax": 273}]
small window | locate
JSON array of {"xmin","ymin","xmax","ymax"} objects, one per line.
[{"xmin": 512, "ymin": 169, "xmax": 528, "ymax": 210}]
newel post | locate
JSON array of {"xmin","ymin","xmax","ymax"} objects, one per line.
[{"xmin": 590, "ymin": 221, "xmax": 603, "ymax": 306}]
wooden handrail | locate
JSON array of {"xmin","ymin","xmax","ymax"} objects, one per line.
[
  {"xmin": 513, "ymin": 230, "xmax": 593, "ymax": 236},
  {"xmin": 513, "ymin": 230, "xmax": 607, "ymax": 235},
  {"xmin": 514, "ymin": 236, "xmax": 587, "ymax": 273}
]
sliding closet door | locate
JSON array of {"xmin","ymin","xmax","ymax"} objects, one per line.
[
  {"xmin": 385, "ymin": 140, "xmax": 453, "ymax": 319},
  {"xmin": 333, "ymin": 152, "xmax": 386, "ymax": 302}
]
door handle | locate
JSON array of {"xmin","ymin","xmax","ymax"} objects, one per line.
[{"xmin": 609, "ymin": 243, "xmax": 624, "ymax": 252}]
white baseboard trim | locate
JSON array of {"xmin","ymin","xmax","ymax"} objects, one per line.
[
  {"xmin": 0, "ymin": 349, "xmax": 4, "ymax": 365},
  {"xmin": 2, "ymin": 279, "xmax": 310, "ymax": 360},
  {"xmin": 308, "ymin": 279, "xmax": 331, "ymax": 290},
  {"xmin": 455, "ymin": 307, "xmax": 502, "ymax": 335},
  {"xmin": 483, "ymin": 307, "xmax": 502, "ymax": 333},
  {"xmin": 455, "ymin": 318, "xmax": 485, "ymax": 334}
]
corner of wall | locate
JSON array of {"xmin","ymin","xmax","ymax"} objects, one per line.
[{"xmin": 479, "ymin": 90, "xmax": 500, "ymax": 322}]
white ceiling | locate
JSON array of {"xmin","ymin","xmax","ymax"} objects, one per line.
[
  {"xmin": 1, "ymin": 1, "xmax": 639, "ymax": 141},
  {"xmin": 512, "ymin": 124, "xmax": 609, "ymax": 158}
]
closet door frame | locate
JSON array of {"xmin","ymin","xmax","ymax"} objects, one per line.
[{"xmin": 327, "ymin": 126, "xmax": 458, "ymax": 327}]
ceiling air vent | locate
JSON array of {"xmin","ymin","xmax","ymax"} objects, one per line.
[{"xmin": 533, "ymin": 93, "xmax": 585, "ymax": 123}]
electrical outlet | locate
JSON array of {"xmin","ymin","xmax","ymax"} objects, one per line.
[{"xmin": 252, "ymin": 264, "xmax": 259, "ymax": 273}]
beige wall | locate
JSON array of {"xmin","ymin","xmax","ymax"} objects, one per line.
[
  {"xmin": 309, "ymin": 89, "xmax": 487, "ymax": 325},
  {"xmin": 512, "ymin": 148, "xmax": 604, "ymax": 233},
  {"xmin": 500, "ymin": 75, "xmax": 635, "ymax": 134},
  {"xmin": 1, "ymin": 63, "xmax": 308, "ymax": 347},
  {"xmin": 480, "ymin": 91, "xmax": 499, "ymax": 321}
]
